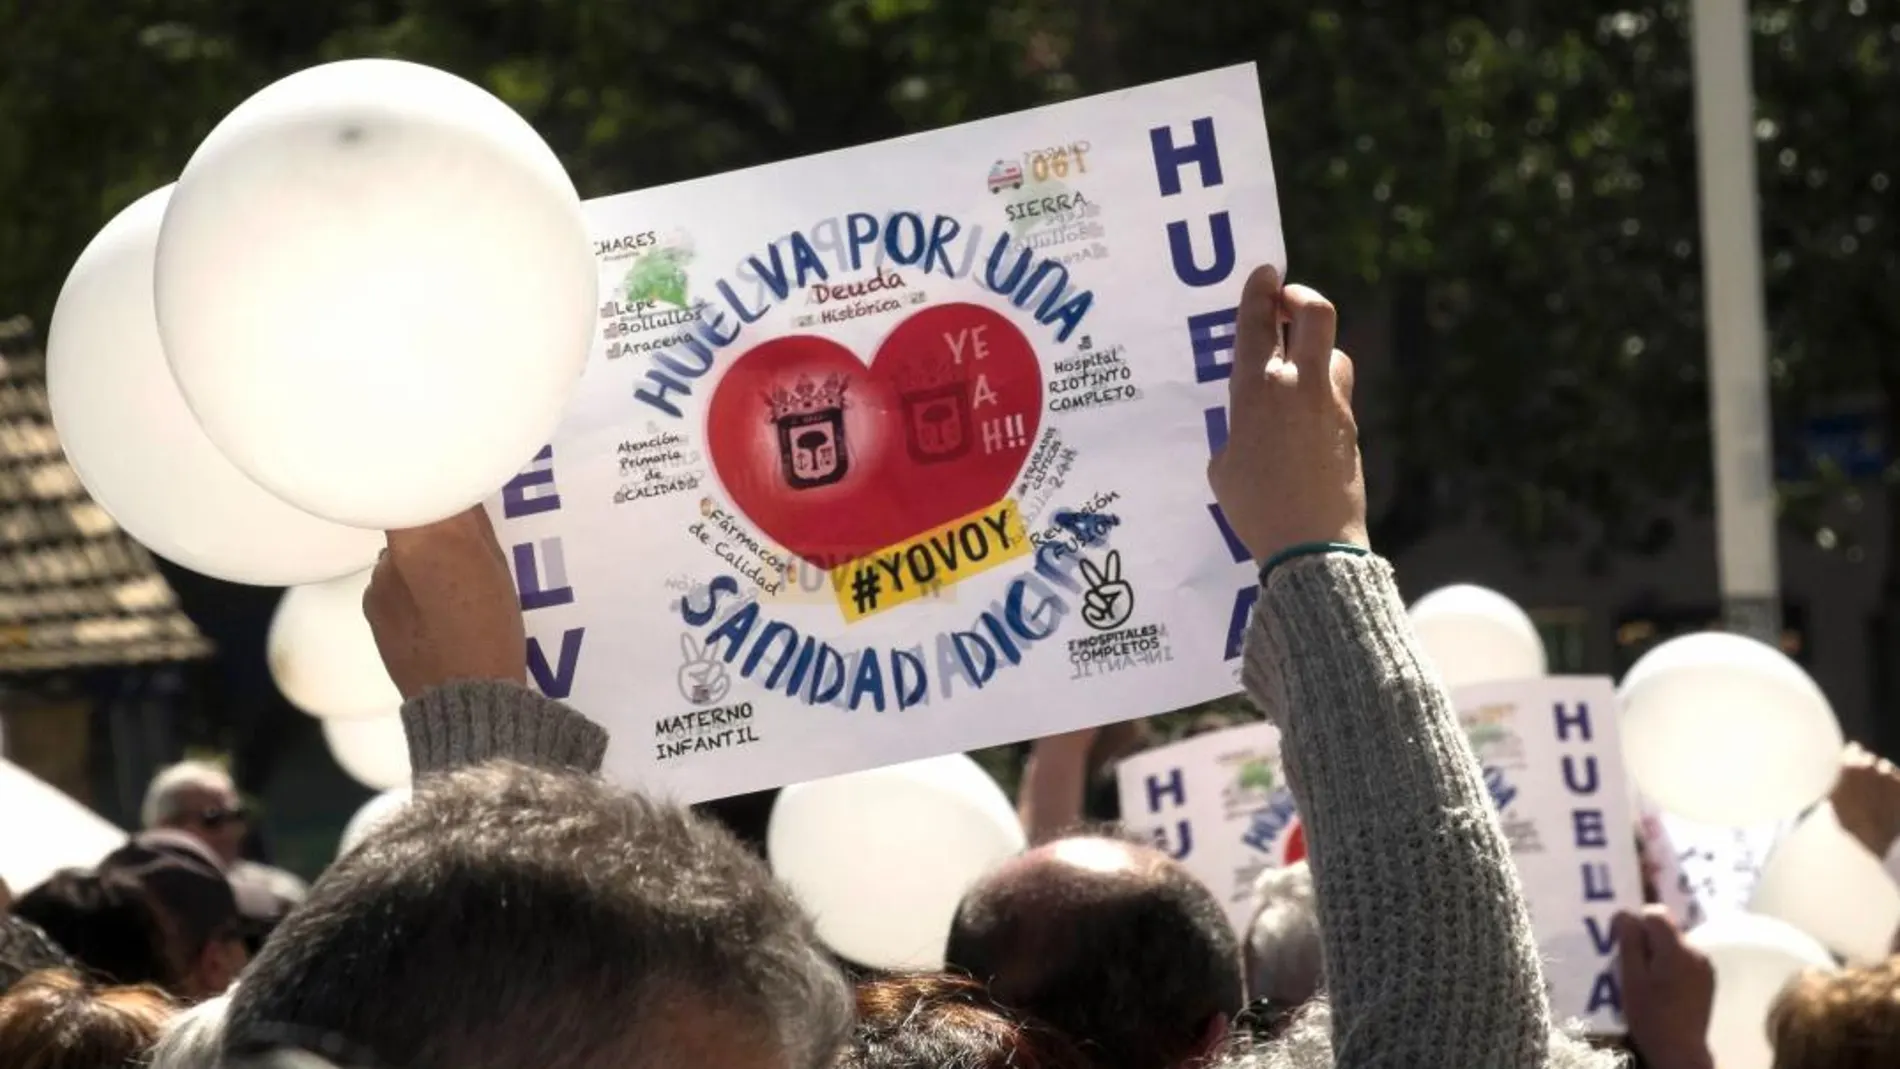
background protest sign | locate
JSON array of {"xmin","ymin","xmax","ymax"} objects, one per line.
[
  {"xmin": 1115, "ymin": 677, "xmax": 1643, "ymax": 1033},
  {"xmin": 1112, "ymin": 722, "xmax": 1290, "ymax": 934},
  {"xmin": 487, "ymin": 65, "xmax": 1283, "ymax": 801},
  {"xmin": 1457, "ymin": 677, "xmax": 1644, "ymax": 1034},
  {"xmin": 1639, "ymin": 804, "xmax": 1786, "ymax": 926}
]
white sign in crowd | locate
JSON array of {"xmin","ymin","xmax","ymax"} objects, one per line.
[
  {"xmin": 487, "ymin": 65, "xmax": 1285, "ymax": 801},
  {"xmin": 1117, "ymin": 677, "xmax": 1644, "ymax": 1034}
]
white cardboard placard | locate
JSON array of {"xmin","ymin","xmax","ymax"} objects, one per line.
[
  {"xmin": 1117, "ymin": 677, "xmax": 1643, "ymax": 1033},
  {"xmin": 488, "ymin": 65, "xmax": 1281, "ymax": 801}
]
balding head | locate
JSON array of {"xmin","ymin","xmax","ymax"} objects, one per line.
[{"xmin": 946, "ymin": 836, "xmax": 1242, "ymax": 1069}]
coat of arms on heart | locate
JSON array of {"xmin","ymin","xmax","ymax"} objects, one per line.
[{"xmin": 706, "ymin": 302, "xmax": 1044, "ymax": 572}]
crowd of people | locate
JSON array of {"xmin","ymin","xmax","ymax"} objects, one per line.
[{"xmin": 3, "ymin": 269, "xmax": 1899, "ymax": 1068}]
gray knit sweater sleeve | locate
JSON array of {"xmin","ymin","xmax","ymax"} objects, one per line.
[
  {"xmin": 401, "ymin": 680, "xmax": 608, "ymax": 777},
  {"xmin": 1241, "ymin": 553, "xmax": 1551, "ymax": 1069}
]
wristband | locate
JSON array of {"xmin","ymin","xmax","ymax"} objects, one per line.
[{"xmin": 1257, "ymin": 541, "xmax": 1370, "ymax": 587}]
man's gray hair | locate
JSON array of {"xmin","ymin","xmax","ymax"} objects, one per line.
[
  {"xmin": 149, "ymin": 993, "xmax": 229, "ymax": 1069},
  {"xmin": 142, "ymin": 760, "xmax": 236, "ymax": 829},
  {"xmin": 1244, "ymin": 862, "xmax": 1323, "ymax": 1007},
  {"xmin": 224, "ymin": 761, "xmax": 852, "ymax": 1069},
  {"xmin": 1216, "ymin": 1001, "xmax": 1626, "ymax": 1069}
]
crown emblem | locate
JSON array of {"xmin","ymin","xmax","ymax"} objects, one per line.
[
  {"xmin": 764, "ymin": 374, "xmax": 850, "ymax": 423},
  {"xmin": 895, "ymin": 354, "xmax": 966, "ymax": 396}
]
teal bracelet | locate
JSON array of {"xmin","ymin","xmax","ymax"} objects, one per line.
[{"xmin": 1257, "ymin": 541, "xmax": 1370, "ymax": 586}]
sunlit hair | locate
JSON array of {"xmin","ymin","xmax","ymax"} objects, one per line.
[
  {"xmin": 0, "ymin": 968, "xmax": 175, "ymax": 1069},
  {"xmin": 149, "ymin": 993, "xmax": 228, "ymax": 1069},
  {"xmin": 142, "ymin": 760, "xmax": 236, "ymax": 829},
  {"xmin": 1243, "ymin": 862, "xmax": 1322, "ymax": 1015},
  {"xmin": 842, "ymin": 973, "xmax": 1098, "ymax": 1069},
  {"xmin": 227, "ymin": 761, "xmax": 850, "ymax": 1069},
  {"xmin": 1212, "ymin": 1000, "xmax": 1624, "ymax": 1069},
  {"xmin": 1770, "ymin": 958, "xmax": 1900, "ymax": 1069}
]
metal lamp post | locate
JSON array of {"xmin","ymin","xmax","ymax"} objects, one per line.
[{"xmin": 1690, "ymin": 0, "xmax": 1782, "ymax": 644}]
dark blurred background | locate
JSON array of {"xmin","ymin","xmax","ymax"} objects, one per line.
[{"xmin": 0, "ymin": 1, "xmax": 1895, "ymax": 874}]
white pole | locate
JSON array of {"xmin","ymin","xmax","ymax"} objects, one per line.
[{"xmin": 1690, "ymin": 0, "xmax": 1781, "ymax": 644}]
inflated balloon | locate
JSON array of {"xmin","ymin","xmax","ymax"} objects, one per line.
[
  {"xmin": 1619, "ymin": 632, "xmax": 1841, "ymax": 826},
  {"xmin": 322, "ymin": 713, "xmax": 410, "ymax": 791},
  {"xmin": 45, "ymin": 186, "xmax": 382, "ymax": 585},
  {"xmin": 338, "ymin": 785, "xmax": 412, "ymax": 857},
  {"xmin": 1687, "ymin": 913, "xmax": 1836, "ymax": 1069},
  {"xmin": 268, "ymin": 569, "xmax": 402, "ymax": 719},
  {"xmin": 156, "ymin": 59, "xmax": 597, "ymax": 529},
  {"xmin": 768, "ymin": 755, "xmax": 1026, "ymax": 970},
  {"xmin": 1750, "ymin": 802, "xmax": 1900, "ymax": 965},
  {"xmin": 1406, "ymin": 584, "xmax": 1548, "ymax": 687}
]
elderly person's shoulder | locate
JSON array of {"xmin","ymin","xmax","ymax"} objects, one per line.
[{"xmin": 1215, "ymin": 1001, "xmax": 1629, "ymax": 1069}]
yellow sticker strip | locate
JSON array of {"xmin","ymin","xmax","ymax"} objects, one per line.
[{"xmin": 831, "ymin": 499, "xmax": 1029, "ymax": 622}]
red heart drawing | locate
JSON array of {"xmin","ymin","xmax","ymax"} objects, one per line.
[{"xmin": 706, "ymin": 303, "xmax": 1043, "ymax": 569}]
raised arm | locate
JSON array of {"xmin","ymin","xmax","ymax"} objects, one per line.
[
  {"xmin": 364, "ymin": 507, "xmax": 608, "ymax": 777},
  {"xmin": 1209, "ymin": 267, "xmax": 1551, "ymax": 1069}
]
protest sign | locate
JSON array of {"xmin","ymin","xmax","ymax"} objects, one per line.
[
  {"xmin": 488, "ymin": 65, "xmax": 1282, "ymax": 801},
  {"xmin": 1115, "ymin": 677, "xmax": 1643, "ymax": 1033},
  {"xmin": 1635, "ymin": 799, "xmax": 1706, "ymax": 930},
  {"xmin": 1641, "ymin": 806, "xmax": 1786, "ymax": 925},
  {"xmin": 1459, "ymin": 677, "xmax": 1644, "ymax": 1033},
  {"xmin": 1113, "ymin": 722, "xmax": 1289, "ymax": 934}
]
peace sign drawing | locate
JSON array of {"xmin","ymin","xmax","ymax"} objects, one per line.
[
  {"xmin": 677, "ymin": 634, "xmax": 732, "ymax": 706},
  {"xmin": 1080, "ymin": 550, "xmax": 1135, "ymax": 632}
]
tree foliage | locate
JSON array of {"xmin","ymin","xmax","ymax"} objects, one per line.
[{"xmin": 3, "ymin": 0, "xmax": 1896, "ymax": 568}]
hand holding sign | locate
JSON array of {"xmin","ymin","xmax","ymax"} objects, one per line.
[
  {"xmin": 1830, "ymin": 743, "xmax": 1900, "ymax": 859},
  {"xmin": 1206, "ymin": 267, "xmax": 1366, "ymax": 563},
  {"xmin": 363, "ymin": 507, "xmax": 526, "ymax": 700},
  {"xmin": 1617, "ymin": 908, "xmax": 1717, "ymax": 1069}
]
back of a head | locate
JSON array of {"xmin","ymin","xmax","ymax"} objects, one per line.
[
  {"xmin": 99, "ymin": 832, "xmax": 241, "ymax": 959},
  {"xmin": 1242, "ymin": 862, "xmax": 1322, "ymax": 1029},
  {"xmin": 946, "ymin": 836, "xmax": 1243, "ymax": 1069},
  {"xmin": 0, "ymin": 968, "xmax": 174, "ymax": 1069},
  {"xmin": 149, "ymin": 993, "xmax": 228, "ymax": 1069},
  {"xmin": 142, "ymin": 761, "xmax": 235, "ymax": 831},
  {"xmin": 842, "ymin": 973, "xmax": 1097, "ymax": 1069},
  {"xmin": 225, "ymin": 761, "xmax": 850, "ymax": 1069},
  {"xmin": 12, "ymin": 870, "xmax": 175, "ymax": 989},
  {"xmin": 1771, "ymin": 959, "xmax": 1900, "ymax": 1069},
  {"xmin": 1213, "ymin": 1001, "xmax": 1623, "ymax": 1069},
  {"xmin": 1, "ymin": 914, "xmax": 76, "ymax": 995}
]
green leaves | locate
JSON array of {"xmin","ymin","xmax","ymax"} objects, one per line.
[
  {"xmin": 622, "ymin": 247, "xmax": 692, "ymax": 310},
  {"xmin": 3, "ymin": 0, "xmax": 1896, "ymax": 576}
]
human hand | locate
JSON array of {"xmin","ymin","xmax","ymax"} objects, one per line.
[
  {"xmin": 1616, "ymin": 907, "xmax": 1716, "ymax": 1069},
  {"xmin": 1206, "ymin": 266, "xmax": 1367, "ymax": 563},
  {"xmin": 362, "ymin": 506, "xmax": 527, "ymax": 699},
  {"xmin": 1831, "ymin": 743, "xmax": 1900, "ymax": 858}
]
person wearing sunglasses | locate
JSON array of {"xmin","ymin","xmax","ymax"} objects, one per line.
[{"xmin": 141, "ymin": 761, "xmax": 250, "ymax": 868}]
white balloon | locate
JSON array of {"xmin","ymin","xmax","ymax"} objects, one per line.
[
  {"xmin": 1750, "ymin": 802, "xmax": 1900, "ymax": 965},
  {"xmin": 155, "ymin": 59, "xmax": 597, "ymax": 529},
  {"xmin": 1407, "ymin": 584, "xmax": 1548, "ymax": 687},
  {"xmin": 45, "ymin": 186, "xmax": 382, "ymax": 586},
  {"xmin": 324, "ymin": 713, "xmax": 411, "ymax": 790},
  {"xmin": 268, "ymin": 569, "xmax": 402, "ymax": 719},
  {"xmin": 1619, "ymin": 632, "xmax": 1841, "ymax": 826},
  {"xmin": 1686, "ymin": 913, "xmax": 1836, "ymax": 1069},
  {"xmin": 338, "ymin": 785, "xmax": 413, "ymax": 857},
  {"xmin": 768, "ymin": 755, "xmax": 1026, "ymax": 970}
]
